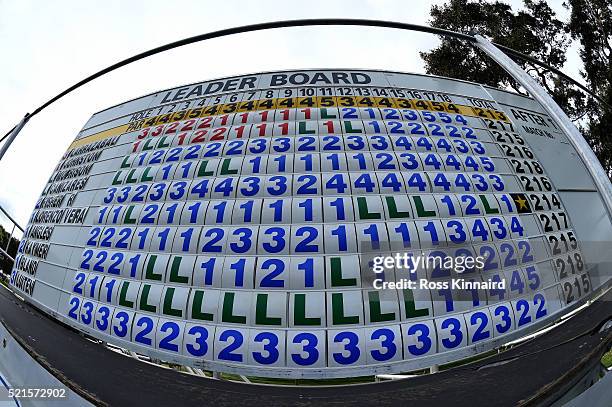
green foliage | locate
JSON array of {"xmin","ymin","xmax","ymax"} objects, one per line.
[
  {"xmin": 422, "ymin": 0, "xmax": 612, "ymax": 173},
  {"xmin": 565, "ymin": 0, "xmax": 612, "ymax": 174},
  {"xmin": 0, "ymin": 224, "xmax": 19, "ymax": 274},
  {"xmin": 421, "ymin": 0, "xmax": 587, "ymax": 116},
  {"xmin": 566, "ymin": 0, "xmax": 612, "ymax": 97},
  {"xmin": 602, "ymin": 348, "xmax": 612, "ymax": 369}
]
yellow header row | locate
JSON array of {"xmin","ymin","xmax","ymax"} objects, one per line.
[
  {"xmin": 143, "ymin": 96, "xmax": 509, "ymax": 126},
  {"xmin": 69, "ymin": 96, "xmax": 509, "ymax": 151}
]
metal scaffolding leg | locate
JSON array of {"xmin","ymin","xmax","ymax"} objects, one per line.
[
  {"xmin": 473, "ymin": 34, "xmax": 612, "ymax": 218},
  {"xmin": 0, "ymin": 115, "xmax": 29, "ymax": 162}
]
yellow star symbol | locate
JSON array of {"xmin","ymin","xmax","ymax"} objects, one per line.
[{"xmin": 514, "ymin": 195, "xmax": 528, "ymax": 210}]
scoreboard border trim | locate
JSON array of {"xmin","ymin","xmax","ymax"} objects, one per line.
[{"xmin": 20, "ymin": 275, "xmax": 612, "ymax": 379}]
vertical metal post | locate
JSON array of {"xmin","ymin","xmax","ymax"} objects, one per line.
[
  {"xmin": 0, "ymin": 115, "xmax": 30, "ymax": 162},
  {"xmin": 0, "ymin": 205, "xmax": 23, "ymax": 273},
  {"xmin": 473, "ymin": 34, "xmax": 612, "ymax": 217},
  {"xmin": 5, "ymin": 225, "xmax": 15, "ymax": 252}
]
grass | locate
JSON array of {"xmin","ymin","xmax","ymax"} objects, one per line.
[
  {"xmin": 199, "ymin": 347, "xmax": 503, "ymax": 386},
  {"xmin": 602, "ymin": 349, "xmax": 612, "ymax": 369},
  {"xmin": 247, "ymin": 375, "xmax": 375, "ymax": 386}
]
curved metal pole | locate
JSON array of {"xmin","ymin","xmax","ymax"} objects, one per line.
[
  {"xmin": 475, "ymin": 34, "xmax": 612, "ymax": 218},
  {"xmin": 17, "ymin": 19, "xmax": 477, "ymax": 121},
  {"xmin": 0, "ymin": 18, "xmax": 607, "ymax": 154},
  {"xmin": 0, "ymin": 18, "xmax": 474, "ymax": 151},
  {"xmin": 0, "ymin": 115, "xmax": 29, "ymax": 161},
  {"xmin": 491, "ymin": 42, "xmax": 610, "ymax": 110}
]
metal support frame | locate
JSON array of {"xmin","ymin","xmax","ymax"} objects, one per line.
[
  {"xmin": 0, "ymin": 205, "xmax": 24, "ymax": 271},
  {"xmin": 0, "ymin": 114, "xmax": 29, "ymax": 161},
  {"xmin": 473, "ymin": 34, "xmax": 612, "ymax": 217},
  {"xmin": 1, "ymin": 18, "xmax": 611, "ymax": 385},
  {"xmin": 0, "ymin": 19, "xmax": 608, "ymax": 162}
]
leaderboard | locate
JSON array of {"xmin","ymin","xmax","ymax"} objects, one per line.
[{"xmin": 10, "ymin": 70, "xmax": 597, "ymax": 378}]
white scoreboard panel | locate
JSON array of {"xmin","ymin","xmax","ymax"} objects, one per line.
[{"xmin": 10, "ymin": 70, "xmax": 612, "ymax": 378}]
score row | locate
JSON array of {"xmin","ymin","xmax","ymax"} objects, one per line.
[
  {"xmin": 76, "ymin": 239, "xmax": 578, "ymax": 288},
  {"xmin": 63, "ymin": 288, "xmax": 560, "ymax": 369},
  {"xmin": 133, "ymin": 120, "xmax": 493, "ymax": 145},
  {"xmin": 82, "ymin": 216, "xmax": 543, "ymax": 256},
  {"xmin": 124, "ymin": 150, "xmax": 515, "ymax": 175},
  {"xmin": 109, "ymin": 169, "xmax": 551, "ymax": 196},
  {"xmin": 98, "ymin": 193, "xmax": 542, "ymax": 224},
  {"xmin": 138, "ymin": 109, "xmax": 486, "ymax": 131},
  {"xmin": 130, "ymin": 136, "xmax": 501, "ymax": 159},
  {"xmin": 99, "ymin": 192, "xmax": 562, "ymax": 221}
]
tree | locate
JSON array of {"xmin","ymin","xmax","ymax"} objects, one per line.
[
  {"xmin": 565, "ymin": 0, "xmax": 612, "ymax": 173},
  {"xmin": 420, "ymin": 0, "xmax": 586, "ymax": 120},
  {"xmin": 0, "ymin": 224, "xmax": 19, "ymax": 274}
]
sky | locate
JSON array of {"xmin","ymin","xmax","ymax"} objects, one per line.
[{"xmin": 0, "ymin": 0, "xmax": 581, "ymax": 234}]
